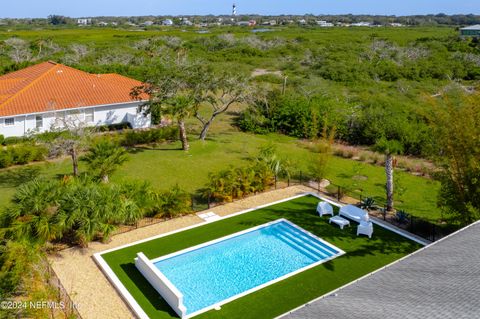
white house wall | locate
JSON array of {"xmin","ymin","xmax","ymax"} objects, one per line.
[{"xmin": 0, "ymin": 102, "xmax": 150, "ymax": 137}]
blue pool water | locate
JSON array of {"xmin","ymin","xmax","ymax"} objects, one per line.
[{"xmin": 153, "ymin": 220, "xmax": 341, "ymax": 315}]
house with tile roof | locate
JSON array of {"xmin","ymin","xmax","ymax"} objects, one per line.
[{"xmin": 0, "ymin": 61, "xmax": 150, "ymax": 137}]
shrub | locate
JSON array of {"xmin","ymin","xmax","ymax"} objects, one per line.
[
  {"xmin": 97, "ymin": 122, "xmax": 132, "ymax": 132},
  {"xmin": 0, "ymin": 134, "xmax": 4, "ymax": 145},
  {"xmin": 358, "ymin": 197, "xmax": 376, "ymax": 211},
  {"xmin": 120, "ymin": 127, "xmax": 178, "ymax": 147},
  {"xmin": 0, "ymin": 144, "xmax": 47, "ymax": 168},
  {"xmin": 395, "ymin": 210, "xmax": 410, "ymax": 224},
  {"xmin": 3, "ymin": 136, "xmax": 27, "ymax": 146},
  {"xmin": 154, "ymin": 185, "xmax": 192, "ymax": 219},
  {"xmin": 0, "ymin": 151, "xmax": 13, "ymax": 168}
]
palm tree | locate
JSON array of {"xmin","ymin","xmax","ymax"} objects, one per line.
[
  {"xmin": 374, "ymin": 137, "xmax": 403, "ymax": 211},
  {"xmin": 81, "ymin": 140, "xmax": 128, "ymax": 183},
  {"xmin": 1, "ymin": 179, "xmax": 62, "ymax": 243}
]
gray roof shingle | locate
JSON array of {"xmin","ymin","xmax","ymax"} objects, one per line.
[{"xmin": 281, "ymin": 221, "xmax": 480, "ymax": 319}]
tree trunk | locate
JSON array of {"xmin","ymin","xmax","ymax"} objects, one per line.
[
  {"xmin": 178, "ymin": 119, "xmax": 189, "ymax": 151},
  {"xmin": 385, "ymin": 154, "xmax": 394, "ymax": 211},
  {"xmin": 199, "ymin": 118, "xmax": 214, "ymax": 141},
  {"xmin": 71, "ymin": 149, "xmax": 79, "ymax": 177}
]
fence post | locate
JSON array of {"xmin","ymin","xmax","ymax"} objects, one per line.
[
  {"xmin": 207, "ymin": 192, "xmax": 211, "ymax": 209},
  {"xmin": 337, "ymin": 186, "xmax": 341, "ymax": 201},
  {"xmin": 300, "ymin": 171, "xmax": 303, "ymax": 185},
  {"xmin": 432, "ymin": 224, "xmax": 436, "ymax": 242}
]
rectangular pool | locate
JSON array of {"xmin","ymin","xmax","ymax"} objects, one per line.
[{"xmin": 139, "ymin": 219, "xmax": 344, "ymax": 318}]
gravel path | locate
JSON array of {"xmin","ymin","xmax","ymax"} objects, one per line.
[{"xmin": 49, "ymin": 185, "xmax": 314, "ymax": 319}]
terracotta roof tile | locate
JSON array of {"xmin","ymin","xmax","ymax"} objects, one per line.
[{"xmin": 0, "ymin": 61, "xmax": 147, "ymax": 117}]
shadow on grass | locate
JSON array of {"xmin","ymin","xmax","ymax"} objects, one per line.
[
  {"xmin": 120, "ymin": 263, "xmax": 179, "ymax": 317},
  {"xmin": 0, "ymin": 166, "xmax": 41, "ymax": 188}
]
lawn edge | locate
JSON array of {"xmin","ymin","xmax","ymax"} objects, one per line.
[{"xmin": 93, "ymin": 192, "xmax": 427, "ymax": 319}]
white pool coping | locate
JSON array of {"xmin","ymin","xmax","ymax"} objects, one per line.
[
  {"xmin": 93, "ymin": 192, "xmax": 427, "ymax": 319},
  {"xmin": 142, "ymin": 218, "xmax": 344, "ymax": 318}
]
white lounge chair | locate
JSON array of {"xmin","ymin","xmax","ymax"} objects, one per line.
[
  {"xmin": 357, "ymin": 221, "xmax": 373, "ymax": 238},
  {"xmin": 339, "ymin": 205, "xmax": 369, "ymax": 223},
  {"xmin": 317, "ymin": 202, "xmax": 334, "ymax": 217}
]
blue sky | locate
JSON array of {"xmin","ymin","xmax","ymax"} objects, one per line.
[{"xmin": 2, "ymin": 1, "xmax": 479, "ymax": 18}]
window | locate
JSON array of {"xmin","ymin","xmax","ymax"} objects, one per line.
[
  {"xmin": 85, "ymin": 109, "xmax": 94, "ymax": 123},
  {"xmin": 67, "ymin": 109, "xmax": 84, "ymax": 121},
  {"xmin": 36, "ymin": 115, "xmax": 43, "ymax": 128},
  {"xmin": 4, "ymin": 118, "xmax": 14, "ymax": 126}
]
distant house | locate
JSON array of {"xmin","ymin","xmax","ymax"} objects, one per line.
[
  {"xmin": 317, "ymin": 20, "xmax": 334, "ymax": 27},
  {"xmin": 0, "ymin": 61, "xmax": 150, "ymax": 138},
  {"xmin": 460, "ymin": 25, "xmax": 480, "ymax": 37},
  {"xmin": 162, "ymin": 19, "xmax": 174, "ymax": 26},
  {"xmin": 142, "ymin": 21, "xmax": 154, "ymax": 27},
  {"xmin": 77, "ymin": 18, "xmax": 91, "ymax": 26},
  {"xmin": 98, "ymin": 21, "xmax": 109, "ymax": 27},
  {"xmin": 351, "ymin": 21, "xmax": 372, "ymax": 27}
]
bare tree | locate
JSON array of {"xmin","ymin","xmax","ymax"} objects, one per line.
[
  {"xmin": 4, "ymin": 38, "xmax": 32, "ymax": 63},
  {"xmin": 48, "ymin": 115, "xmax": 92, "ymax": 177},
  {"xmin": 63, "ymin": 44, "xmax": 90, "ymax": 64},
  {"xmin": 194, "ymin": 72, "xmax": 251, "ymax": 140}
]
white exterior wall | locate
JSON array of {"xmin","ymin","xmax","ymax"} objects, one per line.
[{"xmin": 0, "ymin": 102, "xmax": 150, "ymax": 138}]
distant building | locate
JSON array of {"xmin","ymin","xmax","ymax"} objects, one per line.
[
  {"xmin": 236, "ymin": 20, "xmax": 256, "ymax": 27},
  {"xmin": 390, "ymin": 23, "xmax": 404, "ymax": 27},
  {"xmin": 298, "ymin": 19, "xmax": 307, "ymax": 25},
  {"xmin": 317, "ymin": 20, "xmax": 334, "ymax": 27},
  {"xmin": 77, "ymin": 18, "xmax": 91, "ymax": 25},
  {"xmin": 460, "ymin": 25, "xmax": 480, "ymax": 37},
  {"xmin": 180, "ymin": 18, "xmax": 193, "ymax": 26},
  {"xmin": 162, "ymin": 19, "xmax": 174, "ymax": 26},
  {"xmin": 351, "ymin": 21, "xmax": 372, "ymax": 27},
  {"xmin": 98, "ymin": 21, "xmax": 108, "ymax": 26},
  {"xmin": 142, "ymin": 21, "xmax": 154, "ymax": 26},
  {"xmin": 232, "ymin": 3, "xmax": 237, "ymax": 17}
]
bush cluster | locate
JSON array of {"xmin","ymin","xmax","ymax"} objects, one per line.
[
  {"xmin": 0, "ymin": 144, "xmax": 48, "ymax": 168},
  {"xmin": 201, "ymin": 162, "xmax": 275, "ymax": 203},
  {"xmin": 119, "ymin": 127, "xmax": 179, "ymax": 147}
]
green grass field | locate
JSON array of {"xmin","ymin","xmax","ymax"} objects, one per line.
[
  {"xmin": 100, "ymin": 195, "xmax": 421, "ymax": 319},
  {"xmin": 0, "ymin": 130, "xmax": 440, "ymax": 221}
]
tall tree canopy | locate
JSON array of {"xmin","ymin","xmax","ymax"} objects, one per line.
[{"xmin": 428, "ymin": 92, "xmax": 480, "ymax": 225}]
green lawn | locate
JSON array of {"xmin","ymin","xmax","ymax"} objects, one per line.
[
  {"xmin": 0, "ymin": 130, "xmax": 440, "ymax": 221},
  {"xmin": 100, "ymin": 195, "xmax": 421, "ymax": 319}
]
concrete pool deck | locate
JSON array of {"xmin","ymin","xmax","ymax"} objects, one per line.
[{"xmin": 49, "ymin": 185, "xmax": 317, "ymax": 319}]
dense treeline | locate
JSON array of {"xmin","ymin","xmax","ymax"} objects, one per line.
[
  {"xmin": 238, "ymin": 90, "xmax": 434, "ymax": 156},
  {"xmin": 1, "ymin": 13, "xmax": 480, "ymax": 27}
]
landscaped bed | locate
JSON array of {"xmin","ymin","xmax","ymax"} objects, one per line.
[{"xmin": 96, "ymin": 194, "xmax": 422, "ymax": 319}]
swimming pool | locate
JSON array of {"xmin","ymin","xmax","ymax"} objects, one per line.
[{"xmin": 136, "ymin": 219, "xmax": 344, "ymax": 318}]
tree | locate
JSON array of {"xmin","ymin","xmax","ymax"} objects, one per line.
[
  {"xmin": 48, "ymin": 15, "xmax": 67, "ymax": 25},
  {"xmin": 132, "ymin": 59, "xmax": 251, "ymax": 147},
  {"xmin": 4, "ymin": 38, "xmax": 32, "ymax": 63},
  {"xmin": 81, "ymin": 140, "xmax": 128, "ymax": 183},
  {"xmin": 374, "ymin": 137, "xmax": 403, "ymax": 211},
  {"xmin": 310, "ymin": 127, "xmax": 335, "ymax": 191},
  {"xmin": 193, "ymin": 71, "xmax": 251, "ymax": 140},
  {"xmin": 428, "ymin": 92, "xmax": 480, "ymax": 225},
  {"xmin": 47, "ymin": 117, "xmax": 92, "ymax": 177},
  {"xmin": 131, "ymin": 62, "xmax": 196, "ymax": 151}
]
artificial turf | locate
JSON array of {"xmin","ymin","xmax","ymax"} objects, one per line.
[{"xmin": 100, "ymin": 195, "xmax": 421, "ymax": 319}]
